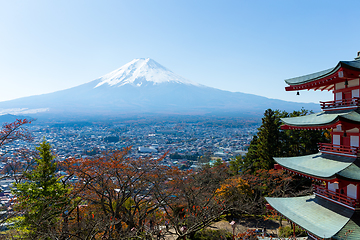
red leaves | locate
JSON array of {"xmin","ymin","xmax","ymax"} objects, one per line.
[
  {"xmin": 0, "ymin": 118, "xmax": 32, "ymax": 147},
  {"xmin": 242, "ymin": 168, "xmax": 297, "ymax": 198},
  {"xmin": 61, "ymin": 147, "xmax": 170, "ymax": 236}
]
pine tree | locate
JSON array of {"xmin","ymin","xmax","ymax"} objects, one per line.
[
  {"xmin": 12, "ymin": 140, "xmax": 71, "ymax": 238},
  {"xmin": 231, "ymin": 135, "xmax": 259, "ymax": 174},
  {"xmin": 242, "ymin": 109, "xmax": 281, "ymax": 172},
  {"xmin": 241, "ymin": 108, "xmax": 329, "ymax": 173}
]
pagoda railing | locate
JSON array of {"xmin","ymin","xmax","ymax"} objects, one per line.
[
  {"xmin": 320, "ymin": 97, "xmax": 360, "ymax": 111},
  {"xmin": 318, "ymin": 142, "xmax": 359, "ymax": 158},
  {"xmin": 313, "ymin": 185, "xmax": 359, "ymax": 209}
]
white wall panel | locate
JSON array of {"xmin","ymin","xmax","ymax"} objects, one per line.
[
  {"xmin": 347, "ymin": 184, "xmax": 357, "ymax": 199},
  {"xmin": 333, "ymin": 134, "xmax": 341, "ymax": 145},
  {"xmin": 351, "ymin": 136, "xmax": 359, "ymax": 147}
]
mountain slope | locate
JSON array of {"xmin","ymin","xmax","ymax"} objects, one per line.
[{"xmin": 0, "ymin": 58, "xmax": 319, "ymax": 119}]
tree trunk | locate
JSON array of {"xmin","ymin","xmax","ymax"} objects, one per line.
[{"xmin": 60, "ymin": 213, "xmax": 69, "ymax": 240}]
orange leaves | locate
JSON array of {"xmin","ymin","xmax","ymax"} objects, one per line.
[
  {"xmin": 264, "ymin": 209, "xmax": 280, "ymax": 221},
  {"xmin": 216, "ymin": 176, "xmax": 252, "ymax": 200},
  {"xmin": 242, "ymin": 168, "xmax": 299, "ymax": 199},
  {"xmin": 61, "ymin": 147, "xmax": 171, "ymax": 236},
  {"xmin": 236, "ymin": 229, "xmax": 257, "ymax": 239}
]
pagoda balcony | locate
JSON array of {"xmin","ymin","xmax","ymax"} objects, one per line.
[
  {"xmin": 313, "ymin": 185, "xmax": 359, "ymax": 209},
  {"xmin": 318, "ymin": 142, "xmax": 359, "ymax": 158},
  {"xmin": 320, "ymin": 97, "xmax": 360, "ymax": 111}
]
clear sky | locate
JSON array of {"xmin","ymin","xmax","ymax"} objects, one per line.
[{"xmin": 1, "ymin": 0, "xmax": 359, "ymax": 104}]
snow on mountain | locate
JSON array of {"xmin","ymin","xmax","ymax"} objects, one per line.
[
  {"xmin": 0, "ymin": 58, "xmax": 319, "ymax": 119},
  {"xmin": 95, "ymin": 58, "xmax": 200, "ymax": 88}
]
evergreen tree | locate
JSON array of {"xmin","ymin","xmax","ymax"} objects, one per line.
[
  {"xmin": 12, "ymin": 140, "xmax": 71, "ymax": 238},
  {"xmin": 230, "ymin": 136, "xmax": 258, "ymax": 175},
  {"xmin": 240, "ymin": 108, "xmax": 329, "ymax": 173},
  {"xmin": 240, "ymin": 109, "xmax": 281, "ymax": 172},
  {"xmin": 255, "ymin": 109, "xmax": 282, "ymax": 170},
  {"xmin": 229, "ymin": 155, "xmax": 242, "ymax": 176}
]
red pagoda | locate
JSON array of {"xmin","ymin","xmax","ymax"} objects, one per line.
[{"xmin": 266, "ymin": 52, "xmax": 360, "ymax": 240}]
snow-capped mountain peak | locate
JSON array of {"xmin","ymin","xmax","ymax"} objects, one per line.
[
  {"xmin": 0, "ymin": 57, "xmax": 319, "ymax": 119},
  {"xmin": 95, "ymin": 58, "xmax": 200, "ymax": 88}
]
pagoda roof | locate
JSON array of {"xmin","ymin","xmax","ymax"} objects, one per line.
[
  {"xmin": 274, "ymin": 153, "xmax": 360, "ymax": 180},
  {"xmin": 337, "ymin": 162, "xmax": 360, "ymax": 181},
  {"xmin": 281, "ymin": 110, "xmax": 360, "ymax": 129},
  {"xmin": 285, "ymin": 60, "xmax": 360, "ymax": 87},
  {"xmin": 266, "ymin": 195, "xmax": 355, "ymax": 239},
  {"xmin": 333, "ymin": 212, "xmax": 360, "ymax": 240}
]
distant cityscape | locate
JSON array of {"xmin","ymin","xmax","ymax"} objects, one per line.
[{"xmin": 0, "ymin": 117, "xmax": 259, "ymax": 210}]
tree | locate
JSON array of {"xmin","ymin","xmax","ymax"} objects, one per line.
[
  {"xmin": 216, "ymin": 176, "xmax": 252, "ymax": 202},
  {"xmin": 0, "ymin": 119, "xmax": 32, "ymax": 149},
  {"xmin": 241, "ymin": 109, "xmax": 329, "ymax": 173},
  {"xmin": 235, "ymin": 168, "xmax": 313, "ymax": 223},
  {"xmin": 153, "ymin": 162, "xmax": 232, "ymax": 240},
  {"xmin": 240, "ymin": 109, "xmax": 281, "ymax": 172},
  {"xmin": 215, "ymin": 175, "xmax": 254, "ymax": 218},
  {"xmin": 63, "ymin": 147, "xmax": 169, "ymax": 239},
  {"xmin": 253, "ymin": 109, "xmax": 282, "ymax": 170},
  {"xmin": 12, "ymin": 140, "xmax": 72, "ymax": 239},
  {"xmin": 0, "ymin": 119, "xmax": 34, "ymax": 182}
]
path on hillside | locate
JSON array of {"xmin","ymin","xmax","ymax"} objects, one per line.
[{"xmin": 163, "ymin": 217, "xmax": 290, "ymax": 240}]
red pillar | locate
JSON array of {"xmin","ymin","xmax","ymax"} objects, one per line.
[{"xmin": 293, "ymin": 222, "xmax": 296, "ymax": 238}]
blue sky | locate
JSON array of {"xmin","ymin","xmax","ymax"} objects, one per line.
[{"xmin": 1, "ymin": 0, "xmax": 359, "ymax": 104}]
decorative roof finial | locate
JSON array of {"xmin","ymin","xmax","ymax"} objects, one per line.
[{"xmin": 355, "ymin": 51, "xmax": 360, "ymax": 60}]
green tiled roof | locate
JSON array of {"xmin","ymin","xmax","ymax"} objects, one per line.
[
  {"xmin": 285, "ymin": 68, "xmax": 335, "ymax": 86},
  {"xmin": 285, "ymin": 60, "xmax": 360, "ymax": 86},
  {"xmin": 340, "ymin": 60, "xmax": 360, "ymax": 70},
  {"xmin": 274, "ymin": 153, "xmax": 356, "ymax": 179},
  {"xmin": 266, "ymin": 195, "xmax": 354, "ymax": 239},
  {"xmin": 337, "ymin": 162, "xmax": 360, "ymax": 181},
  {"xmin": 333, "ymin": 212, "xmax": 360, "ymax": 240},
  {"xmin": 281, "ymin": 111, "xmax": 360, "ymax": 127}
]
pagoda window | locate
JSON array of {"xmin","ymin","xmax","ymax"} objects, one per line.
[
  {"xmin": 328, "ymin": 182, "xmax": 339, "ymax": 192},
  {"xmin": 347, "ymin": 184, "xmax": 357, "ymax": 199},
  {"xmin": 352, "ymin": 89, "xmax": 359, "ymax": 98},
  {"xmin": 333, "ymin": 134, "xmax": 341, "ymax": 146},
  {"xmin": 350, "ymin": 135, "xmax": 359, "ymax": 147},
  {"xmin": 335, "ymin": 92, "xmax": 342, "ymax": 101},
  {"xmin": 335, "ymin": 124, "xmax": 342, "ymax": 132}
]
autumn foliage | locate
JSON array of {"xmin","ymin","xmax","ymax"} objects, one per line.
[
  {"xmin": 152, "ymin": 162, "xmax": 232, "ymax": 239},
  {"xmin": 1, "ymin": 110, "xmax": 318, "ymax": 239},
  {"xmin": 60, "ymin": 147, "xmax": 170, "ymax": 239},
  {"xmin": 0, "ymin": 119, "xmax": 32, "ymax": 147}
]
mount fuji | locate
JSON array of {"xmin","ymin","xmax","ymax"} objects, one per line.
[{"xmin": 0, "ymin": 58, "xmax": 318, "ymax": 119}]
